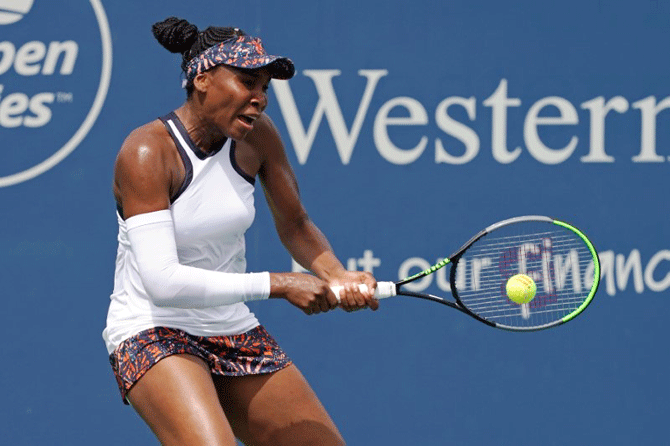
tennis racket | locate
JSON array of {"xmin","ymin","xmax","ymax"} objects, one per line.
[{"xmin": 333, "ymin": 215, "xmax": 600, "ymax": 332}]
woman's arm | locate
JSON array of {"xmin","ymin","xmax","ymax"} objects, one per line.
[
  {"xmin": 113, "ymin": 122, "xmax": 175, "ymax": 219},
  {"xmin": 249, "ymin": 114, "xmax": 378, "ymax": 311}
]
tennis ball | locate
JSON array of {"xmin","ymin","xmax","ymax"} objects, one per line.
[{"xmin": 505, "ymin": 274, "xmax": 536, "ymax": 305}]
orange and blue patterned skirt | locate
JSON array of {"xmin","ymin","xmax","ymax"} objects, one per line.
[{"xmin": 109, "ymin": 325, "xmax": 292, "ymax": 404}]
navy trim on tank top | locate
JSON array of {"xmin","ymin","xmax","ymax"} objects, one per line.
[
  {"xmin": 229, "ymin": 141, "xmax": 256, "ymax": 186},
  {"xmin": 166, "ymin": 111, "xmax": 255, "ymax": 186},
  {"xmin": 160, "ymin": 112, "xmax": 194, "ymax": 204}
]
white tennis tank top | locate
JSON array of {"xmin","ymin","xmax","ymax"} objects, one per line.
[{"xmin": 102, "ymin": 112, "xmax": 260, "ymax": 354}]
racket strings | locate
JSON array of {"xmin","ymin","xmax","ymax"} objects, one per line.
[{"xmin": 453, "ymin": 226, "xmax": 597, "ymax": 329}]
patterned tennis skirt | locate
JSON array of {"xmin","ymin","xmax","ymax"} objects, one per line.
[{"xmin": 109, "ymin": 325, "xmax": 292, "ymax": 404}]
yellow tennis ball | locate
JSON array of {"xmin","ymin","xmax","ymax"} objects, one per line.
[{"xmin": 506, "ymin": 274, "xmax": 537, "ymax": 305}]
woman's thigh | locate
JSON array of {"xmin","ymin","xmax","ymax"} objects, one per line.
[
  {"xmin": 127, "ymin": 354, "xmax": 237, "ymax": 446},
  {"xmin": 214, "ymin": 364, "xmax": 346, "ymax": 446}
]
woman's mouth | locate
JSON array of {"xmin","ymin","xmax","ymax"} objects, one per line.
[{"xmin": 238, "ymin": 114, "xmax": 256, "ymax": 129}]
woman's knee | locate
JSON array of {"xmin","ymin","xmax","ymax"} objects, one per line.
[{"xmin": 216, "ymin": 365, "xmax": 345, "ymax": 446}]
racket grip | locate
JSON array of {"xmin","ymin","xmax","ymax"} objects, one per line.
[{"xmin": 330, "ymin": 281, "xmax": 396, "ymax": 302}]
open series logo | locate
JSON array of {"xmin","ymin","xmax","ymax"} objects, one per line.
[{"xmin": 0, "ymin": 0, "xmax": 112, "ymax": 187}]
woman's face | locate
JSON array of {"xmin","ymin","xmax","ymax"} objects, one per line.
[{"xmin": 197, "ymin": 64, "xmax": 271, "ymax": 140}]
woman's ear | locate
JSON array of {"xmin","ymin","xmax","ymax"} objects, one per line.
[{"xmin": 192, "ymin": 72, "xmax": 209, "ymax": 93}]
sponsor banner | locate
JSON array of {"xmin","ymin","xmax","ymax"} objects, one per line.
[{"xmin": 273, "ymin": 73, "xmax": 670, "ymax": 166}]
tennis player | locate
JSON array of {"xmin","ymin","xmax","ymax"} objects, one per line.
[{"xmin": 102, "ymin": 17, "xmax": 377, "ymax": 446}]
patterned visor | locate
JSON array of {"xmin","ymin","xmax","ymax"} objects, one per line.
[{"xmin": 184, "ymin": 35, "xmax": 295, "ymax": 85}]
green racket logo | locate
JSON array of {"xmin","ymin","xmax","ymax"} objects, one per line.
[{"xmin": 406, "ymin": 257, "xmax": 451, "ymax": 282}]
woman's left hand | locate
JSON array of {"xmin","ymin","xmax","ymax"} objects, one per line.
[{"xmin": 330, "ymin": 271, "xmax": 379, "ymax": 312}]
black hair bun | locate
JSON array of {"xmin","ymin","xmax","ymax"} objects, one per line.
[{"xmin": 152, "ymin": 17, "xmax": 199, "ymax": 54}]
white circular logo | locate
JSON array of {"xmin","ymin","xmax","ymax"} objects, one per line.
[{"xmin": 0, "ymin": 0, "xmax": 112, "ymax": 187}]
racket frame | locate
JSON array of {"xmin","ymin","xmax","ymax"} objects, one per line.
[{"xmin": 392, "ymin": 215, "xmax": 600, "ymax": 332}]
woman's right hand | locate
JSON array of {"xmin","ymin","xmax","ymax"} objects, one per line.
[{"xmin": 269, "ymin": 273, "xmax": 339, "ymax": 315}]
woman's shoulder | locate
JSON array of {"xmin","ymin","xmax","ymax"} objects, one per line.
[
  {"xmin": 250, "ymin": 112, "xmax": 277, "ymax": 133},
  {"xmin": 242, "ymin": 113, "xmax": 284, "ymax": 156},
  {"xmin": 115, "ymin": 118, "xmax": 178, "ymax": 173},
  {"xmin": 123, "ymin": 119, "xmax": 170, "ymax": 150}
]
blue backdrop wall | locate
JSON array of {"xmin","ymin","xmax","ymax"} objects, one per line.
[{"xmin": 1, "ymin": 1, "xmax": 668, "ymax": 444}]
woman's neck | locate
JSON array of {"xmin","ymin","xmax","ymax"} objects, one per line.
[{"xmin": 174, "ymin": 103, "xmax": 228, "ymax": 154}]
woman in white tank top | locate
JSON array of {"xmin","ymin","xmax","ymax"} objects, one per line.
[{"xmin": 103, "ymin": 16, "xmax": 378, "ymax": 446}]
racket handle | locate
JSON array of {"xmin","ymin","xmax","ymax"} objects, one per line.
[{"xmin": 331, "ymin": 281, "xmax": 396, "ymax": 302}]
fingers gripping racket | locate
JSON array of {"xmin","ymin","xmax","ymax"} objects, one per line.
[{"xmin": 334, "ymin": 216, "xmax": 600, "ymax": 332}]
